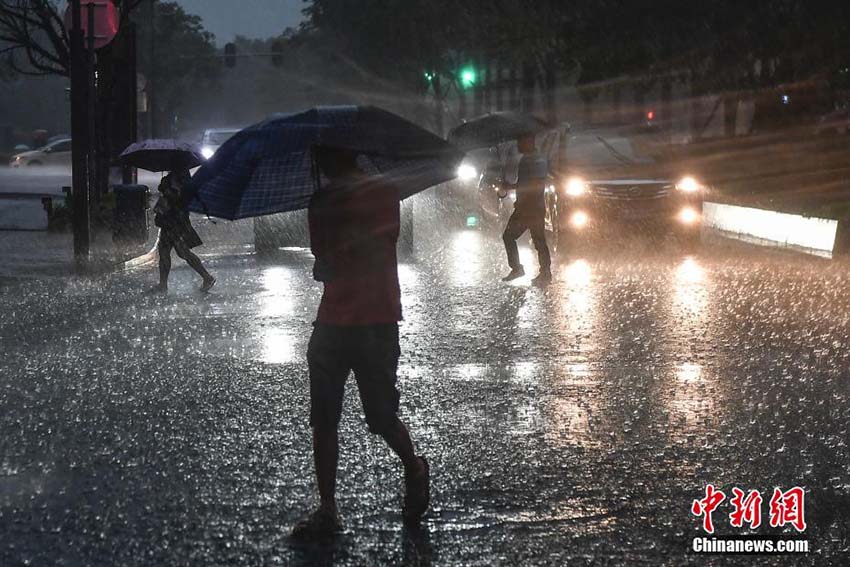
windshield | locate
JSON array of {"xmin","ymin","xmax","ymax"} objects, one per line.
[
  {"xmin": 41, "ymin": 139, "xmax": 70, "ymax": 152},
  {"xmin": 206, "ymin": 130, "xmax": 240, "ymax": 145},
  {"xmin": 566, "ymin": 135, "xmax": 654, "ymax": 168}
]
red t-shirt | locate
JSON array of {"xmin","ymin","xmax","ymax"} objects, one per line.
[{"xmin": 309, "ymin": 175, "xmax": 402, "ymax": 325}]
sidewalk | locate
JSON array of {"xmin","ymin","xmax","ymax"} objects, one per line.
[{"xmin": 0, "ymin": 214, "xmax": 254, "ymax": 279}]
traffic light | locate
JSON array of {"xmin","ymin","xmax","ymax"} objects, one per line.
[
  {"xmin": 224, "ymin": 42, "xmax": 237, "ymax": 68},
  {"xmin": 459, "ymin": 66, "xmax": 477, "ymax": 89},
  {"xmin": 271, "ymin": 40, "xmax": 283, "ymax": 67}
]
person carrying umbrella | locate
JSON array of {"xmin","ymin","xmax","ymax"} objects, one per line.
[
  {"xmin": 151, "ymin": 168, "xmax": 215, "ymax": 293},
  {"xmin": 448, "ymin": 112, "xmax": 553, "ymax": 285},
  {"xmin": 119, "ymin": 139, "xmax": 215, "ymax": 293},
  {"xmin": 501, "ymin": 134, "xmax": 551, "ymax": 284},
  {"xmin": 183, "ymin": 106, "xmax": 464, "ymax": 537},
  {"xmin": 290, "ymin": 145, "xmax": 430, "ymax": 538}
]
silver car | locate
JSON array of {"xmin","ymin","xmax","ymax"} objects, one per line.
[{"xmin": 9, "ymin": 138, "xmax": 72, "ymax": 168}]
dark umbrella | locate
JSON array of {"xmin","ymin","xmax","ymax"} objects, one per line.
[
  {"xmin": 185, "ymin": 106, "xmax": 464, "ymax": 221},
  {"xmin": 119, "ymin": 139, "xmax": 204, "ymax": 172},
  {"xmin": 447, "ymin": 111, "xmax": 553, "ymax": 151}
]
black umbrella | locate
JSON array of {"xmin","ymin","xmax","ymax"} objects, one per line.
[
  {"xmin": 119, "ymin": 139, "xmax": 204, "ymax": 172},
  {"xmin": 447, "ymin": 111, "xmax": 553, "ymax": 151}
]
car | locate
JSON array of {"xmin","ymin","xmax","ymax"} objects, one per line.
[
  {"xmin": 546, "ymin": 131, "xmax": 706, "ymax": 247},
  {"xmin": 9, "ymin": 138, "xmax": 72, "ymax": 167},
  {"xmin": 451, "ymin": 147, "xmax": 524, "ymax": 228},
  {"xmin": 200, "ymin": 128, "xmax": 242, "ymax": 160},
  {"xmin": 254, "ymin": 202, "xmax": 416, "ymax": 257},
  {"xmin": 475, "ymin": 152, "xmax": 522, "ymax": 226}
]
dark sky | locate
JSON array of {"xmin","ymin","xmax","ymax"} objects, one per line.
[{"xmin": 175, "ymin": 0, "xmax": 307, "ymax": 44}]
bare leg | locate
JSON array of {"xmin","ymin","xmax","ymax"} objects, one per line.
[
  {"xmin": 313, "ymin": 424, "xmax": 339, "ymax": 512},
  {"xmin": 158, "ymin": 241, "xmax": 172, "ymax": 288},
  {"xmin": 381, "ymin": 416, "xmax": 429, "ymax": 525},
  {"xmin": 380, "ymin": 417, "xmax": 423, "ymax": 477},
  {"xmin": 176, "ymin": 247, "xmax": 212, "ymax": 281}
]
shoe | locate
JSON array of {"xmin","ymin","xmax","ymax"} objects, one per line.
[
  {"xmin": 146, "ymin": 284, "xmax": 167, "ymax": 294},
  {"xmin": 290, "ymin": 507, "xmax": 342, "ymax": 540},
  {"xmin": 501, "ymin": 267, "xmax": 525, "ymax": 282},
  {"xmin": 403, "ymin": 456, "xmax": 430, "ymax": 527},
  {"xmin": 200, "ymin": 276, "xmax": 216, "ymax": 293},
  {"xmin": 531, "ymin": 271, "xmax": 552, "ymax": 286}
]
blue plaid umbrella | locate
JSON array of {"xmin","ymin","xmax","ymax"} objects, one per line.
[{"xmin": 185, "ymin": 106, "xmax": 464, "ymax": 220}]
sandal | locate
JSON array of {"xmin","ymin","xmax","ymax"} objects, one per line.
[{"xmin": 290, "ymin": 507, "xmax": 341, "ymax": 540}]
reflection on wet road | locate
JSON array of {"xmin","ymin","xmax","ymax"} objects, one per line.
[{"xmin": 1, "ymin": 213, "xmax": 849, "ymax": 565}]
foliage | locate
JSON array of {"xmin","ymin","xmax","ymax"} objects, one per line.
[
  {"xmin": 0, "ymin": 0, "xmax": 145, "ymax": 75},
  {"xmin": 0, "ymin": 1, "xmax": 220, "ymax": 138},
  {"xmin": 134, "ymin": 1, "xmax": 220, "ymax": 135},
  {"xmin": 302, "ymin": 0, "xmax": 850, "ymax": 99},
  {"xmin": 304, "ymin": 0, "xmax": 475, "ymax": 94}
]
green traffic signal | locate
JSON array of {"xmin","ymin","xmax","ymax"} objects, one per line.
[{"xmin": 460, "ymin": 67, "xmax": 476, "ymax": 88}]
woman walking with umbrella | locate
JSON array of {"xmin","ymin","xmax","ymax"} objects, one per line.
[
  {"xmin": 120, "ymin": 140, "xmax": 215, "ymax": 293},
  {"xmin": 152, "ymin": 167, "xmax": 215, "ymax": 292}
]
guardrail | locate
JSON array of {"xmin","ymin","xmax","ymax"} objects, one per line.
[{"xmin": 703, "ymin": 201, "xmax": 843, "ymax": 257}]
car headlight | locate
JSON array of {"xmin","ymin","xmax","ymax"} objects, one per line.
[
  {"xmin": 457, "ymin": 163, "xmax": 479, "ymax": 181},
  {"xmin": 565, "ymin": 177, "xmax": 588, "ymax": 197},
  {"xmin": 570, "ymin": 210, "xmax": 589, "ymax": 228},
  {"xmin": 676, "ymin": 176, "xmax": 702, "ymax": 193},
  {"xmin": 678, "ymin": 207, "xmax": 700, "ymax": 224},
  {"xmin": 201, "ymin": 146, "xmax": 215, "ymax": 160}
]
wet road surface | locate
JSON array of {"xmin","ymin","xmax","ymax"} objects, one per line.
[{"xmin": 1, "ymin": 204, "xmax": 849, "ymax": 565}]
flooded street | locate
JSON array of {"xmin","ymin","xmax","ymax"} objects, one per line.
[
  {"xmin": 1, "ymin": 205, "xmax": 848, "ymax": 565},
  {"xmin": 2, "ymin": 0, "xmax": 848, "ymax": 563}
]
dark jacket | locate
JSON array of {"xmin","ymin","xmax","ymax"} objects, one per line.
[{"xmin": 154, "ymin": 171, "xmax": 202, "ymax": 249}]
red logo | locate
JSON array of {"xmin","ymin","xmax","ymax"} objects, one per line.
[
  {"xmin": 692, "ymin": 485, "xmax": 806, "ymax": 534},
  {"xmin": 691, "ymin": 484, "xmax": 726, "ymax": 534},
  {"xmin": 729, "ymin": 488, "xmax": 763, "ymax": 529},
  {"xmin": 769, "ymin": 487, "xmax": 807, "ymax": 532}
]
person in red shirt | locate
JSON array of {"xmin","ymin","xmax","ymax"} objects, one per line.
[{"xmin": 291, "ymin": 146, "xmax": 430, "ymax": 539}]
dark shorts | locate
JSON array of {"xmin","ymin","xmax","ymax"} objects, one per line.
[{"xmin": 307, "ymin": 323, "xmax": 401, "ymax": 434}]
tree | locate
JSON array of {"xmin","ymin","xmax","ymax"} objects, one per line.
[
  {"xmin": 303, "ymin": 0, "xmax": 478, "ymax": 132},
  {"xmin": 0, "ymin": 1, "xmax": 219, "ymax": 135},
  {"xmin": 135, "ymin": 1, "xmax": 219, "ymax": 136},
  {"xmin": 0, "ymin": 0, "xmax": 145, "ymax": 76}
]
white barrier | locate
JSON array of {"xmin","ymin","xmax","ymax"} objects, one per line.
[{"xmin": 703, "ymin": 202, "xmax": 838, "ymax": 255}]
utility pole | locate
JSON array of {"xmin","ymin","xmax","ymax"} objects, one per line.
[
  {"xmin": 70, "ymin": 0, "xmax": 91, "ymax": 259},
  {"xmin": 123, "ymin": 24, "xmax": 138, "ymax": 185},
  {"xmin": 146, "ymin": 0, "xmax": 155, "ymax": 138},
  {"xmin": 87, "ymin": 4, "xmax": 98, "ymax": 199}
]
